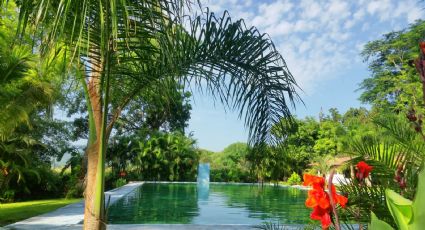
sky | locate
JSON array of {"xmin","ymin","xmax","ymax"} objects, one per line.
[{"xmin": 187, "ymin": 0, "xmax": 425, "ymax": 152}]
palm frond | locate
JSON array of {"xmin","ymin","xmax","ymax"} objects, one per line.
[
  {"xmin": 159, "ymin": 10, "xmax": 301, "ymax": 145},
  {"xmin": 340, "ymin": 113, "xmax": 425, "ymax": 226},
  {"xmin": 374, "ymin": 115, "xmax": 425, "ymax": 162}
]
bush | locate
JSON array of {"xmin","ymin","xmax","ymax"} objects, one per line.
[
  {"xmin": 63, "ymin": 173, "xmax": 84, "ymax": 199},
  {"xmin": 5, "ymin": 166, "xmax": 64, "ymax": 202},
  {"xmin": 287, "ymin": 172, "xmax": 301, "ymax": 185},
  {"xmin": 114, "ymin": 178, "xmax": 127, "ymax": 188}
]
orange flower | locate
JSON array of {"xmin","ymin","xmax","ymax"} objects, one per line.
[
  {"xmin": 303, "ymin": 174, "xmax": 348, "ymax": 229},
  {"xmin": 356, "ymin": 161, "xmax": 373, "ymax": 181},
  {"xmin": 303, "ymin": 174, "xmax": 325, "ymax": 188},
  {"xmin": 306, "ymin": 187, "xmax": 330, "ymax": 209},
  {"xmin": 331, "ymin": 185, "xmax": 348, "ymax": 208}
]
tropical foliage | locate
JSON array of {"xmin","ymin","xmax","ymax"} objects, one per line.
[
  {"xmin": 200, "ymin": 142, "xmax": 253, "ymax": 182},
  {"xmin": 1, "ymin": 1, "xmax": 425, "ymax": 229},
  {"xmin": 369, "ymin": 166, "xmax": 425, "ymax": 230},
  {"xmin": 136, "ymin": 131, "xmax": 199, "ymax": 181}
]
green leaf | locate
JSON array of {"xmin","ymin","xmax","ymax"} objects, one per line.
[
  {"xmin": 411, "ymin": 166, "xmax": 425, "ymax": 230},
  {"xmin": 385, "ymin": 189, "xmax": 413, "ymax": 230},
  {"xmin": 369, "ymin": 212, "xmax": 394, "ymax": 230}
]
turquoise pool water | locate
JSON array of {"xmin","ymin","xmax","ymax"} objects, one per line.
[{"xmin": 107, "ymin": 183, "xmax": 310, "ymax": 224}]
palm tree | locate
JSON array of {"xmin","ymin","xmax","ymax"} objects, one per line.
[
  {"xmin": 4, "ymin": 1, "xmax": 301, "ymax": 229},
  {"xmin": 0, "ymin": 26, "xmax": 56, "ymax": 140},
  {"xmin": 0, "ymin": 4, "xmax": 60, "ymax": 202}
]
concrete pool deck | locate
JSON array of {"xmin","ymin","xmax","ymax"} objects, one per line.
[{"xmin": 3, "ymin": 182, "xmax": 307, "ymax": 230}]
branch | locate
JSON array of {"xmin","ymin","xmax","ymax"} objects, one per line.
[{"xmin": 105, "ymin": 89, "xmax": 140, "ymax": 138}]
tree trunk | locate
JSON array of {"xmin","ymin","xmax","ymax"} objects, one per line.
[
  {"xmin": 84, "ymin": 141, "xmax": 106, "ymax": 230},
  {"xmin": 82, "ymin": 62, "xmax": 107, "ymax": 230}
]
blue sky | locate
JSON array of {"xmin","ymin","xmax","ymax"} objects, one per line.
[{"xmin": 187, "ymin": 0, "xmax": 425, "ymax": 152}]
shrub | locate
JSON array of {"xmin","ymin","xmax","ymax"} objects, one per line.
[
  {"xmin": 286, "ymin": 172, "xmax": 301, "ymax": 185},
  {"xmin": 114, "ymin": 178, "xmax": 127, "ymax": 188},
  {"xmin": 63, "ymin": 173, "xmax": 84, "ymax": 199}
]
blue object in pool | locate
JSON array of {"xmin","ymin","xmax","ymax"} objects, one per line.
[{"xmin": 197, "ymin": 163, "xmax": 210, "ymax": 185}]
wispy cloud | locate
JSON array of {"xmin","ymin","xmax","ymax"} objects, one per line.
[{"xmin": 200, "ymin": 0, "xmax": 424, "ymax": 94}]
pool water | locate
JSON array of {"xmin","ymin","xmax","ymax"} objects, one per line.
[{"xmin": 107, "ymin": 183, "xmax": 310, "ymax": 224}]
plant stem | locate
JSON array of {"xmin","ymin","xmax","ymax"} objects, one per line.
[{"xmin": 328, "ymin": 168, "xmax": 341, "ymax": 230}]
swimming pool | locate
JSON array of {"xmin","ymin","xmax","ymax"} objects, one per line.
[{"xmin": 107, "ymin": 183, "xmax": 310, "ymax": 225}]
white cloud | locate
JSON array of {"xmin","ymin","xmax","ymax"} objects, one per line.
[
  {"xmin": 251, "ymin": 1, "xmax": 293, "ymax": 28},
  {"xmin": 344, "ymin": 19, "xmax": 355, "ymax": 29},
  {"xmin": 394, "ymin": 1, "xmax": 423, "ymax": 23},
  {"xmin": 328, "ymin": 0, "xmax": 350, "ymax": 18},
  {"xmin": 299, "ymin": 0, "xmax": 322, "ymax": 19},
  {"xmin": 353, "ymin": 8, "xmax": 365, "ymax": 21},
  {"xmin": 366, "ymin": 0, "xmax": 394, "ymax": 22},
  {"xmin": 266, "ymin": 21, "xmax": 294, "ymax": 36},
  {"xmin": 199, "ymin": 0, "xmax": 424, "ymax": 94}
]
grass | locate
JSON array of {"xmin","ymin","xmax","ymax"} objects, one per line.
[{"xmin": 0, "ymin": 198, "xmax": 81, "ymax": 226}]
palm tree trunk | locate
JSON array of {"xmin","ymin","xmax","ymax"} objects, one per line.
[
  {"xmin": 84, "ymin": 140, "xmax": 103, "ymax": 229},
  {"xmin": 82, "ymin": 61, "xmax": 107, "ymax": 230}
]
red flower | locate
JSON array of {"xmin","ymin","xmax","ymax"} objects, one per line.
[
  {"xmin": 303, "ymin": 174, "xmax": 348, "ymax": 229},
  {"xmin": 420, "ymin": 42, "xmax": 425, "ymax": 55},
  {"xmin": 119, "ymin": 171, "xmax": 127, "ymax": 177},
  {"xmin": 311, "ymin": 206, "xmax": 332, "ymax": 229},
  {"xmin": 356, "ymin": 161, "xmax": 373, "ymax": 181}
]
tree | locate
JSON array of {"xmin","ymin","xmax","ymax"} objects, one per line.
[
  {"xmin": 0, "ymin": 3, "xmax": 67, "ymax": 202},
  {"xmin": 7, "ymin": 1, "xmax": 300, "ymax": 228},
  {"xmin": 358, "ymin": 20, "xmax": 425, "ymax": 114},
  {"xmin": 136, "ymin": 131, "xmax": 199, "ymax": 181},
  {"xmin": 313, "ymin": 119, "xmax": 345, "ymax": 156},
  {"xmin": 208, "ymin": 142, "xmax": 252, "ymax": 182},
  {"xmin": 113, "ymin": 80, "xmax": 192, "ymax": 136},
  {"xmin": 0, "ymin": 3, "xmax": 58, "ymax": 139}
]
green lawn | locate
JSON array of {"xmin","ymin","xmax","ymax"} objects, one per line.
[{"xmin": 0, "ymin": 198, "xmax": 81, "ymax": 226}]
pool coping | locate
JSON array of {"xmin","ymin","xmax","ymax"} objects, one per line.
[{"xmin": 3, "ymin": 181, "xmax": 309, "ymax": 230}]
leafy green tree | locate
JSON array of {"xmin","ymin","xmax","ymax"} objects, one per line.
[
  {"xmin": 246, "ymin": 143, "xmax": 286, "ymax": 182},
  {"xmin": 113, "ymin": 80, "xmax": 192, "ymax": 136},
  {"xmin": 209, "ymin": 142, "xmax": 252, "ymax": 182},
  {"xmin": 0, "ymin": 3, "xmax": 68, "ymax": 202},
  {"xmin": 359, "ymin": 20, "xmax": 425, "ymax": 113},
  {"xmin": 271, "ymin": 115, "xmax": 339, "ymax": 177},
  {"xmin": 313, "ymin": 119, "xmax": 345, "ymax": 156},
  {"xmin": 136, "ymin": 132, "xmax": 199, "ymax": 181},
  {"xmin": 0, "ymin": 4, "xmax": 58, "ymax": 138},
  {"xmin": 329, "ymin": 108, "xmax": 342, "ymax": 123}
]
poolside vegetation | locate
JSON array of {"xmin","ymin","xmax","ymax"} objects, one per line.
[{"xmin": 1, "ymin": 0, "xmax": 425, "ymax": 229}]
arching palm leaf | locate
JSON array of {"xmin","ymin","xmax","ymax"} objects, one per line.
[{"xmin": 161, "ymin": 10, "xmax": 300, "ymax": 144}]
